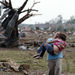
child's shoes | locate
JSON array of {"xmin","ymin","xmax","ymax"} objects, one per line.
[
  {"xmin": 35, "ymin": 56, "xmax": 43, "ymax": 59},
  {"xmin": 33, "ymin": 54, "xmax": 40, "ymax": 58}
]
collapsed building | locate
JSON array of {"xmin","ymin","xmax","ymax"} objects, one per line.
[{"xmin": 19, "ymin": 26, "xmax": 53, "ymax": 47}]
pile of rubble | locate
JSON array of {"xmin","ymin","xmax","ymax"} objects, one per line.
[
  {"xmin": 19, "ymin": 29, "xmax": 53, "ymax": 47},
  {"xmin": 19, "ymin": 28, "xmax": 75, "ymax": 49},
  {"xmin": 18, "ymin": 29, "xmax": 54, "ymax": 50},
  {"xmin": 67, "ymin": 43, "xmax": 75, "ymax": 47},
  {"xmin": 0, "ymin": 59, "xmax": 30, "ymax": 75}
]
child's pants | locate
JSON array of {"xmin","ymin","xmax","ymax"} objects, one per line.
[{"xmin": 37, "ymin": 43, "xmax": 55, "ymax": 57}]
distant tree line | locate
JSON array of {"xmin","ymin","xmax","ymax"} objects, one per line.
[
  {"xmin": 44, "ymin": 15, "xmax": 75, "ymax": 32},
  {"xmin": 27, "ymin": 15, "xmax": 75, "ymax": 32}
]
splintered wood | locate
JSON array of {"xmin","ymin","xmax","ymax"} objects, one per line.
[{"xmin": 0, "ymin": 59, "xmax": 30, "ymax": 75}]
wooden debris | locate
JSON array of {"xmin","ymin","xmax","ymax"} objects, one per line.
[
  {"xmin": 0, "ymin": 59, "xmax": 30, "ymax": 75},
  {"xmin": 7, "ymin": 59, "xmax": 20, "ymax": 72}
]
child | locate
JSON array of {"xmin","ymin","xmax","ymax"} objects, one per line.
[{"xmin": 33, "ymin": 32, "xmax": 67, "ymax": 59}]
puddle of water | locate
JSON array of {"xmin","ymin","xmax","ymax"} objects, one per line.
[{"xmin": 0, "ymin": 71, "xmax": 24, "ymax": 75}]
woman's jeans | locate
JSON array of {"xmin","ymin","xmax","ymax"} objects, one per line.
[{"xmin": 48, "ymin": 59, "xmax": 62, "ymax": 75}]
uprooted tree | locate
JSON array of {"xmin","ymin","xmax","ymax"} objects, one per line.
[{"xmin": 0, "ymin": 0, "xmax": 39, "ymax": 47}]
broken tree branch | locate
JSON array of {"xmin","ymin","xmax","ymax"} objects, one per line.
[
  {"xmin": 9, "ymin": 0, "xmax": 13, "ymax": 9},
  {"xmin": 5, "ymin": 0, "xmax": 9, "ymax": 6},
  {"xmin": 17, "ymin": 1, "xmax": 40, "ymax": 25},
  {"xmin": 18, "ymin": 0, "xmax": 29, "ymax": 14},
  {"xmin": 21, "ymin": 9, "xmax": 38, "ymax": 13},
  {"xmin": 16, "ymin": 13, "xmax": 33, "ymax": 25},
  {"xmin": 0, "ymin": 0, "xmax": 13, "ymax": 9},
  {"xmin": 0, "ymin": 1, "xmax": 8, "ymax": 8},
  {"xmin": 31, "ymin": 1, "xmax": 40, "ymax": 9}
]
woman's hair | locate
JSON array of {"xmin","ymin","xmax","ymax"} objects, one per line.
[{"xmin": 58, "ymin": 33, "xmax": 66, "ymax": 41}]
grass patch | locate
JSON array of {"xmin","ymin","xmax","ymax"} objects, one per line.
[{"xmin": 0, "ymin": 47, "xmax": 75, "ymax": 74}]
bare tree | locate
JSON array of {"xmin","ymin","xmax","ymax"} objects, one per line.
[{"xmin": 0, "ymin": 0, "xmax": 39, "ymax": 47}]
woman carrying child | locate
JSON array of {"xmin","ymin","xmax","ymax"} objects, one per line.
[{"xmin": 34, "ymin": 32, "xmax": 67, "ymax": 75}]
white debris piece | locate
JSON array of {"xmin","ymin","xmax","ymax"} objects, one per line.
[{"xmin": 18, "ymin": 45, "xmax": 27, "ymax": 50}]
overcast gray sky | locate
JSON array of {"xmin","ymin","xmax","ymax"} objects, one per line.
[{"xmin": 1, "ymin": 0, "xmax": 75, "ymax": 24}]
